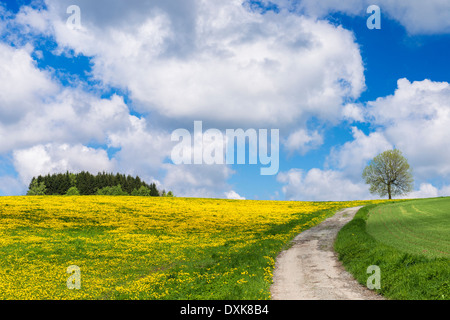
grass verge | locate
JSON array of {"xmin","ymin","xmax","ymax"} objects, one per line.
[{"xmin": 334, "ymin": 203, "xmax": 449, "ymax": 300}]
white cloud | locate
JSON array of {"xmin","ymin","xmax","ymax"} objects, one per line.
[
  {"xmin": 0, "ymin": 42, "xmax": 58, "ymax": 124},
  {"xmin": 225, "ymin": 190, "xmax": 246, "ymax": 200},
  {"xmin": 284, "ymin": 0, "xmax": 364, "ymax": 17},
  {"xmin": 277, "ymin": 168, "xmax": 371, "ymax": 201},
  {"xmin": 12, "ymin": 143, "xmax": 115, "ymax": 185},
  {"xmin": 272, "ymin": 0, "xmax": 450, "ymax": 35},
  {"xmin": 366, "ymin": 78, "xmax": 450, "ymax": 180},
  {"xmin": 0, "ymin": 31, "xmax": 234, "ymax": 197},
  {"xmin": 399, "ymin": 183, "xmax": 450, "ymax": 199},
  {"xmin": 315, "ymin": 78, "xmax": 450, "ymax": 201},
  {"xmin": 438, "ymin": 185, "xmax": 450, "ymax": 198},
  {"xmin": 402, "ymin": 183, "xmax": 439, "ymax": 199},
  {"xmin": 277, "ymin": 167, "xmax": 450, "ymax": 201},
  {"xmin": 14, "ymin": 0, "xmax": 365, "ymax": 128},
  {"xmin": 0, "ymin": 39, "xmax": 143, "ymax": 154},
  {"xmin": 107, "ymin": 116, "xmax": 172, "ymax": 183},
  {"xmin": 328, "ymin": 127, "xmax": 392, "ymax": 179},
  {"xmin": 0, "ymin": 89, "xmax": 135, "ymax": 153},
  {"xmin": 319, "ymin": 78, "xmax": 450, "ymax": 199},
  {"xmin": 342, "ymin": 103, "xmax": 365, "ymax": 122},
  {"xmin": 377, "ymin": 0, "xmax": 450, "ymax": 35},
  {"xmin": 14, "ymin": 4, "xmax": 51, "ymax": 35},
  {"xmin": 162, "ymin": 163, "xmax": 234, "ymax": 198},
  {"xmin": 283, "ymin": 128, "xmax": 323, "ymax": 155}
]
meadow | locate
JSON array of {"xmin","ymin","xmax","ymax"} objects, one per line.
[
  {"xmin": 335, "ymin": 199, "xmax": 450, "ymax": 300},
  {"xmin": 0, "ymin": 196, "xmax": 382, "ymax": 300},
  {"xmin": 367, "ymin": 198, "xmax": 450, "ymax": 258}
]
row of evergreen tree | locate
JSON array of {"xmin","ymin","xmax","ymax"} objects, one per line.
[{"xmin": 27, "ymin": 171, "xmax": 173, "ymax": 197}]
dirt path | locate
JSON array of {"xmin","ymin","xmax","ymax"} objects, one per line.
[{"xmin": 270, "ymin": 207, "xmax": 385, "ymax": 300}]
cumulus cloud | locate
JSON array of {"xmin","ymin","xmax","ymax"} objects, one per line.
[
  {"xmin": 0, "ymin": 35, "xmax": 144, "ymax": 153},
  {"xmin": 283, "ymin": 128, "xmax": 323, "ymax": 155},
  {"xmin": 0, "ymin": 37, "xmax": 172, "ymax": 190},
  {"xmin": 341, "ymin": 103, "xmax": 365, "ymax": 122},
  {"xmin": 397, "ymin": 183, "xmax": 450, "ymax": 199},
  {"xmin": 0, "ymin": 40, "xmax": 170, "ymax": 190},
  {"xmin": 277, "ymin": 168, "xmax": 371, "ymax": 201},
  {"xmin": 162, "ymin": 163, "xmax": 235, "ymax": 198},
  {"xmin": 225, "ymin": 190, "xmax": 246, "ymax": 200},
  {"xmin": 402, "ymin": 183, "xmax": 439, "ymax": 199},
  {"xmin": 316, "ymin": 78, "xmax": 450, "ymax": 200},
  {"xmin": 366, "ymin": 78, "xmax": 450, "ymax": 180},
  {"xmin": 0, "ymin": 89, "xmax": 136, "ymax": 153},
  {"xmin": 0, "ymin": 42, "xmax": 58, "ymax": 124},
  {"xmin": 12, "ymin": 143, "xmax": 115, "ymax": 185},
  {"xmin": 328, "ymin": 127, "xmax": 392, "ymax": 179},
  {"xmin": 13, "ymin": 0, "xmax": 365, "ymax": 128},
  {"xmin": 107, "ymin": 116, "xmax": 172, "ymax": 183},
  {"xmin": 377, "ymin": 0, "xmax": 450, "ymax": 35},
  {"xmin": 271, "ymin": 0, "xmax": 450, "ymax": 35}
]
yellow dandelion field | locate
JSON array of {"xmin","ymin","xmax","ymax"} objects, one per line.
[{"xmin": 0, "ymin": 196, "xmax": 385, "ymax": 300}]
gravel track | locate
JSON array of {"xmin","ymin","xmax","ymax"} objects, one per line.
[{"xmin": 270, "ymin": 207, "xmax": 385, "ymax": 300}]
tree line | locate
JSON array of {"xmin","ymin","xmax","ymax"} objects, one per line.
[{"xmin": 27, "ymin": 171, "xmax": 173, "ymax": 197}]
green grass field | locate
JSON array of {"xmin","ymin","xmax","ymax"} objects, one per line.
[
  {"xmin": 367, "ymin": 198, "xmax": 450, "ymax": 259},
  {"xmin": 335, "ymin": 199, "xmax": 450, "ymax": 300}
]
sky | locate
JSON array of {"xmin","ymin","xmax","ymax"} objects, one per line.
[{"xmin": 0, "ymin": 0, "xmax": 450, "ymax": 201}]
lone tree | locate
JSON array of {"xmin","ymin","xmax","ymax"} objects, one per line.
[{"xmin": 362, "ymin": 149, "xmax": 414, "ymax": 199}]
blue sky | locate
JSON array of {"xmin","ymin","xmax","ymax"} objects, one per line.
[{"xmin": 1, "ymin": 0, "xmax": 450, "ymax": 200}]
